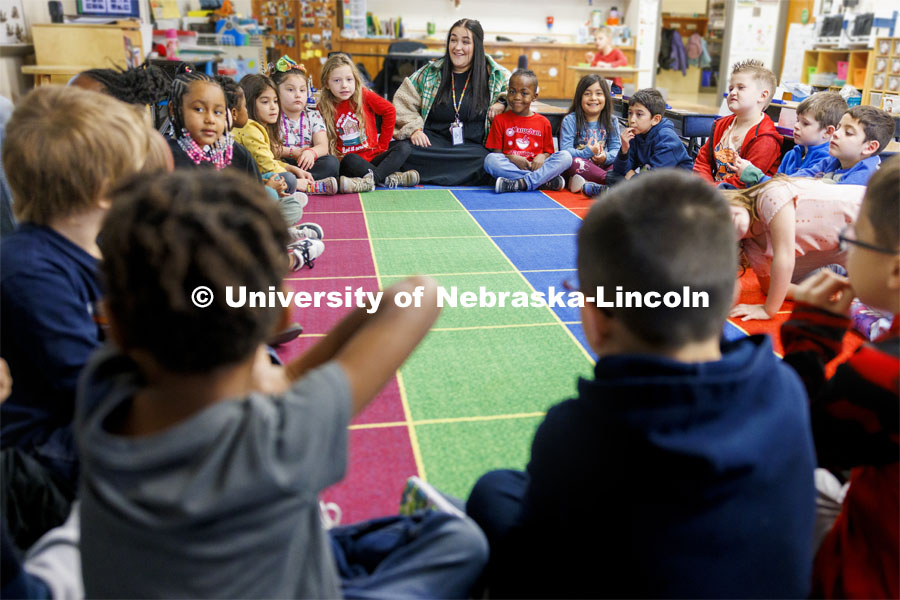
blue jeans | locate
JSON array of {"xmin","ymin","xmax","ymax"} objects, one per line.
[
  {"xmin": 484, "ymin": 151, "xmax": 573, "ymax": 191},
  {"xmin": 330, "ymin": 510, "xmax": 488, "ymax": 599}
]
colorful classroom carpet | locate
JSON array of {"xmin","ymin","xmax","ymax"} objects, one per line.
[{"xmin": 276, "ymin": 186, "xmax": 863, "ymax": 525}]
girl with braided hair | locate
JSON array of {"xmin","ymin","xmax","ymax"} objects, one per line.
[
  {"xmin": 70, "ymin": 62, "xmax": 169, "ymax": 109},
  {"xmin": 271, "ymin": 56, "xmax": 339, "ymax": 194}
]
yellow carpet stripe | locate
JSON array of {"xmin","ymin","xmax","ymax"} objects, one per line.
[{"xmin": 348, "ymin": 411, "xmax": 546, "ymax": 430}]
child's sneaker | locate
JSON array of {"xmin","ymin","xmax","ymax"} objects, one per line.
[
  {"xmin": 340, "ymin": 171, "xmax": 375, "ymax": 193},
  {"xmin": 399, "ymin": 476, "xmax": 466, "ymax": 518},
  {"xmin": 288, "ymin": 238, "xmax": 324, "ymax": 270},
  {"xmin": 383, "ymin": 170, "xmax": 420, "ymax": 188},
  {"xmin": 582, "ymin": 182, "xmax": 607, "ymax": 197},
  {"xmin": 288, "ymin": 222, "xmax": 324, "ymax": 242},
  {"xmin": 495, "ymin": 177, "xmax": 526, "ymax": 193},
  {"xmin": 568, "ymin": 174, "xmax": 586, "ymax": 193},
  {"xmin": 538, "ymin": 175, "xmax": 565, "ymax": 191},
  {"xmin": 306, "ymin": 177, "xmax": 338, "ymax": 195}
]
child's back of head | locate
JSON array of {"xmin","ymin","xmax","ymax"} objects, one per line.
[
  {"xmin": 2, "ymin": 86, "xmax": 159, "ymax": 225},
  {"xmin": 577, "ymin": 168, "xmax": 736, "ymax": 353},
  {"xmin": 100, "ymin": 170, "xmax": 289, "ymax": 373}
]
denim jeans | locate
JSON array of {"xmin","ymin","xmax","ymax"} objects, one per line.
[
  {"xmin": 484, "ymin": 151, "xmax": 573, "ymax": 191},
  {"xmin": 330, "ymin": 510, "xmax": 488, "ymax": 599}
]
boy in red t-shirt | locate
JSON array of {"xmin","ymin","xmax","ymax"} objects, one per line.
[
  {"xmin": 585, "ymin": 27, "xmax": 628, "ymax": 89},
  {"xmin": 485, "ymin": 70, "xmax": 573, "ymax": 193}
]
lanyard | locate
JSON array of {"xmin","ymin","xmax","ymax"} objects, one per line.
[{"xmin": 451, "ymin": 72, "xmax": 470, "ymax": 122}]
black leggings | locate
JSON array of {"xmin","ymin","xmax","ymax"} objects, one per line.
[
  {"xmin": 339, "ymin": 140, "xmax": 413, "ymax": 184},
  {"xmin": 283, "ymin": 154, "xmax": 340, "ymax": 180}
]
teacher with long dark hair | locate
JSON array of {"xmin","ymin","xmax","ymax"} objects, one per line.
[{"xmin": 392, "ymin": 18, "xmax": 510, "ymax": 186}]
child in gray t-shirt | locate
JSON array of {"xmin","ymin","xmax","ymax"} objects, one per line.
[{"xmin": 77, "ymin": 170, "xmax": 487, "ymax": 598}]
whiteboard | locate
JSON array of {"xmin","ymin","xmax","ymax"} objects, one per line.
[{"xmin": 782, "ymin": 23, "xmax": 817, "ymax": 83}]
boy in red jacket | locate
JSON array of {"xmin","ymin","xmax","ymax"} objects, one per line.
[
  {"xmin": 693, "ymin": 59, "xmax": 782, "ymax": 188},
  {"xmin": 780, "ymin": 156, "xmax": 899, "ymax": 599}
]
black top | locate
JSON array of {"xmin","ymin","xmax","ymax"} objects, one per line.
[{"xmin": 425, "ymin": 70, "xmax": 485, "ymax": 144}]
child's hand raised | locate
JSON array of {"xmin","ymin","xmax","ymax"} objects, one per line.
[
  {"xmin": 792, "ymin": 269, "xmax": 854, "ymax": 317},
  {"xmin": 620, "ymin": 127, "xmax": 636, "ymax": 153}
]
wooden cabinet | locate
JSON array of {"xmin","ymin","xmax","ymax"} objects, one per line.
[
  {"xmin": 801, "ymin": 48, "xmax": 872, "ymax": 105},
  {"xmin": 30, "ymin": 22, "xmax": 143, "ymax": 84},
  {"xmin": 335, "ymin": 38, "xmax": 636, "ymax": 100},
  {"xmin": 866, "ymin": 37, "xmax": 900, "ymax": 111}
]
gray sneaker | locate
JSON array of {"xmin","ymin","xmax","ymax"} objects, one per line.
[
  {"xmin": 538, "ymin": 175, "xmax": 565, "ymax": 191},
  {"xmin": 383, "ymin": 170, "xmax": 420, "ymax": 188},
  {"xmin": 495, "ymin": 177, "xmax": 526, "ymax": 193},
  {"xmin": 340, "ymin": 171, "xmax": 375, "ymax": 193},
  {"xmin": 288, "ymin": 222, "xmax": 324, "ymax": 242}
]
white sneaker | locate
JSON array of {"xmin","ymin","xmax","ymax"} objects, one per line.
[
  {"xmin": 568, "ymin": 174, "xmax": 586, "ymax": 193},
  {"xmin": 288, "ymin": 222, "xmax": 324, "ymax": 242},
  {"xmin": 399, "ymin": 476, "xmax": 466, "ymax": 518},
  {"xmin": 290, "ymin": 191, "xmax": 309, "ymax": 209},
  {"xmin": 288, "ymin": 239, "xmax": 324, "ymax": 270}
]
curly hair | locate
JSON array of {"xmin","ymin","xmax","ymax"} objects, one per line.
[
  {"xmin": 239, "ymin": 74, "xmax": 285, "ymax": 157},
  {"xmin": 99, "ymin": 170, "xmax": 290, "ymax": 373},
  {"xmin": 78, "ymin": 62, "xmax": 171, "ymax": 106}
]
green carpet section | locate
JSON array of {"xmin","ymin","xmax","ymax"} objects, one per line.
[
  {"xmin": 380, "ymin": 272, "xmax": 556, "ymax": 329},
  {"xmin": 371, "ymin": 237, "xmax": 513, "ymax": 276},
  {"xmin": 400, "ymin": 326, "xmax": 594, "ymax": 420},
  {"xmin": 362, "ymin": 189, "xmax": 462, "ymax": 211},
  {"xmin": 365, "ymin": 210, "xmax": 486, "ymax": 239},
  {"xmin": 415, "ymin": 417, "xmax": 544, "ymax": 499}
]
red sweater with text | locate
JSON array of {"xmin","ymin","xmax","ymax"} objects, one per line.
[
  {"xmin": 692, "ymin": 113, "xmax": 782, "ymax": 189},
  {"xmin": 332, "ymin": 88, "xmax": 395, "ymax": 161}
]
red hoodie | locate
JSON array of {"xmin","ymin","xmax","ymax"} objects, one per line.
[
  {"xmin": 692, "ymin": 113, "xmax": 782, "ymax": 188},
  {"xmin": 332, "ymin": 87, "xmax": 395, "ymax": 162}
]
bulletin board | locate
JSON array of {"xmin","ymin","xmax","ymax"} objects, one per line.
[
  {"xmin": 253, "ymin": 0, "xmax": 337, "ymax": 87},
  {"xmin": 724, "ymin": 0, "xmax": 783, "ymax": 70}
]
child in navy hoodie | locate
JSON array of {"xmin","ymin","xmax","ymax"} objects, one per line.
[
  {"xmin": 466, "ymin": 169, "xmax": 816, "ymax": 598},
  {"xmin": 607, "ymin": 89, "xmax": 692, "ymax": 187}
]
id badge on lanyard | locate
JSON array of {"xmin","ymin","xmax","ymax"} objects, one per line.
[{"xmin": 450, "ymin": 119, "xmax": 464, "ymax": 145}]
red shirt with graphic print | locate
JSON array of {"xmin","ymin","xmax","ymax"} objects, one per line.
[
  {"xmin": 486, "ymin": 112, "xmax": 555, "ymax": 162},
  {"xmin": 333, "ymin": 88, "xmax": 395, "ymax": 161}
]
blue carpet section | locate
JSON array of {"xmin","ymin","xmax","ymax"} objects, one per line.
[
  {"xmin": 520, "ymin": 270, "xmax": 582, "ymax": 324},
  {"xmin": 450, "ymin": 188, "xmax": 751, "ymax": 357},
  {"xmin": 453, "ymin": 189, "xmax": 563, "ymax": 210}
]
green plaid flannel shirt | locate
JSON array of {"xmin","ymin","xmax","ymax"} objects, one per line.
[{"xmin": 409, "ymin": 56, "xmax": 511, "ymax": 140}]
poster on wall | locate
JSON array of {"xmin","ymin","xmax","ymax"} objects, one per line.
[
  {"xmin": 725, "ymin": 0, "xmax": 782, "ymax": 69},
  {"xmin": 0, "ymin": 0, "xmax": 28, "ymax": 44}
]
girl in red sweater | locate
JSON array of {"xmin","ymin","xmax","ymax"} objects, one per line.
[{"xmin": 317, "ymin": 54, "xmax": 416, "ymax": 193}]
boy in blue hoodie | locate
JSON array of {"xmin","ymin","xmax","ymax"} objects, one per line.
[
  {"xmin": 466, "ymin": 169, "xmax": 816, "ymax": 598},
  {"xmin": 734, "ymin": 105, "xmax": 893, "ymax": 186},
  {"xmin": 606, "ymin": 89, "xmax": 692, "ymax": 187}
]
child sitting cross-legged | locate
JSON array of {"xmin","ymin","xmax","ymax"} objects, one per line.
[
  {"xmin": 734, "ymin": 91, "xmax": 846, "ymax": 185},
  {"xmin": 486, "ymin": 69, "xmax": 572, "ymax": 193},
  {"xmin": 465, "ymin": 169, "xmax": 816, "ymax": 598},
  {"xmin": 693, "ymin": 59, "xmax": 782, "ymax": 189},
  {"xmin": 78, "ymin": 170, "xmax": 488, "ymax": 598},
  {"xmin": 607, "ymin": 88, "xmax": 692, "ymax": 186},
  {"xmin": 732, "ymin": 105, "xmax": 892, "ymax": 187}
]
